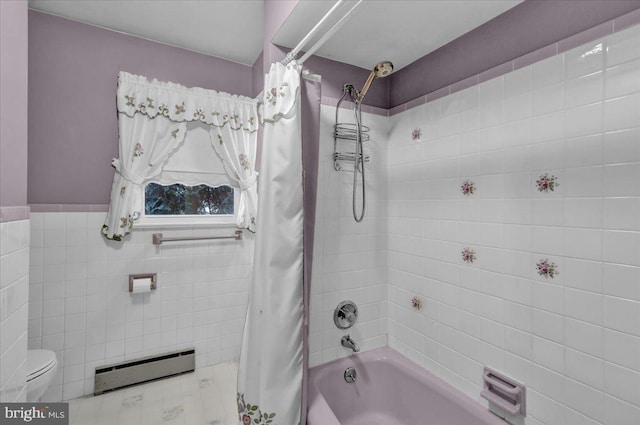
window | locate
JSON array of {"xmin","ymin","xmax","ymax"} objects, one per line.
[
  {"xmin": 145, "ymin": 183, "xmax": 234, "ymax": 215},
  {"xmin": 136, "ymin": 121, "xmax": 237, "ymax": 227}
]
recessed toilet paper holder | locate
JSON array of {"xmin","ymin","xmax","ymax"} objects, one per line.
[
  {"xmin": 129, "ymin": 273, "xmax": 157, "ymax": 292},
  {"xmin": 481, "ymin": 366, "xmax": 526, "ymax": 416}
]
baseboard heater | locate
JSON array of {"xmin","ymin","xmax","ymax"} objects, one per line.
[{"xmin": 94, "ymin": 348, "xmax": 195, "ymax": 395}]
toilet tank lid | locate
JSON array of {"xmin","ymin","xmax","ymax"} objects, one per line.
[{"xmin": 27, "ymin": 350, "xmax": 57, "ymax": 377}]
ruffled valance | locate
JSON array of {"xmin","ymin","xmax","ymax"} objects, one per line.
[{"xmin": 117, "ymin": 71, "xmax": 260, "ymax": 132}]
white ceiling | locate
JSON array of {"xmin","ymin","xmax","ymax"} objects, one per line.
[
  {"xmin": 28, "ymin": 0, "xmax": 264, "ymax": 66},
  {"xmin": 274, "ymin": 0, "xmax": 523, "ymax": 72},
  {"xmin": 28, "ymin": 0, "xmax": 522, "ymax": 71}
]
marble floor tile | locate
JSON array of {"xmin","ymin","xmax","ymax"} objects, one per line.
[{"xmin": 68, "ymin": 362, "xmax": 238, "ymax": 425}]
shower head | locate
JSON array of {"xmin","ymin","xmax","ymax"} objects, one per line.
[
  {"xmin": 374, "ymin": 61, "xmax": 394, "ymax": 77},
  {"xmin": 357, "ymin": 61, "xmax": 394, "ymax": 103}
]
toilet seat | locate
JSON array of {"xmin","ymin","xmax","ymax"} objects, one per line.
[{"xmin": 27, "ymin": 350, "xmax": 57, "ymax": 382}]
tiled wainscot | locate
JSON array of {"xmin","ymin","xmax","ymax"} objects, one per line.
[{"xmin": 28, "ymin": 212, "xmax": 253, "ymax": 401}]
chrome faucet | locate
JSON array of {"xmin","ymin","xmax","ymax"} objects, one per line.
[{"xmin": 341, "ymin": 334, "xmax": 360, "ymax": 352}]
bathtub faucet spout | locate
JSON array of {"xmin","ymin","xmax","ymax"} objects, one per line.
[{"xmin": 341, "ymin": 334, "xmax": 360, "ymax": 352}]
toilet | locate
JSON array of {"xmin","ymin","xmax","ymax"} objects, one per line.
[{"xmin": 26, "ymin": 349, "xmax": 58, "ymax": 402}]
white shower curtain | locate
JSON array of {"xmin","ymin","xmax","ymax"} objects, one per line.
[{"xmin": 237, "ymin": 61, "xmax": 304, "ymax": 425}]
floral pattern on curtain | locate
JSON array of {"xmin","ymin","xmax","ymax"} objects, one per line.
[{"xmin": 102, "ymin": 72, "xmax": 260, "ymax": 241}]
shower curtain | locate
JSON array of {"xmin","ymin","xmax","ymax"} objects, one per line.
[{"xmin": 237, "ymin": 60, "xmax": 305, "ymax": 425}]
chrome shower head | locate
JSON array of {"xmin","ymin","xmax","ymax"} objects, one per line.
[{"xmin": 357, "ymin": 61, "xmax": 394, "ymax": 103}]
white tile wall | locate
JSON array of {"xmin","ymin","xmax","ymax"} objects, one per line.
[
  {"xmin": 387, "ymin": 24, "xmax": 640, "ymax": 425},
  {"xmin": 0, "ymin": 219, "xmax": 30, "ymax": 402},
  {"xmin": 28, "ymin": 213, "xmax": 253, "ymax": 401},
  {"xmin": 308, "ymin": 105, "xmax": 388, "ymax": 367}
]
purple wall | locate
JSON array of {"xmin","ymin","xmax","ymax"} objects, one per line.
[
  {"xmin": 252, "ymin": 51, "xmax": 264, "ymax": 98},
  {"xmin": 390, "ymin": 0, "xmax": 640, "ymax": 107},
  {"xmin": 263, "ymin": 0, "xmax": 298, "ymax": 67},
  {"xmin": 1, "ymin": 1, "xmax": 28, "ymax": 210},
  {"xmin": 28, "ymin": 11, "xmax": 253, "ymax": 205}
]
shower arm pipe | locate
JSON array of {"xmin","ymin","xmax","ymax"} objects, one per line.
[
  {"xmin": 355, "ymin": 70, "xmax": 377, "ymax": 104},
  {"xmin": 282, "ymin": 0, "xmax": 345, "ymax": 65},
  {"xmin": 298, "ymin": 0, "xmax": 363, "ymax": 65}
]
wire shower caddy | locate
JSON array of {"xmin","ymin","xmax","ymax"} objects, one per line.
[{"xmin": 333, "ymin": 90, "xmax": 370, "ymax": 172}]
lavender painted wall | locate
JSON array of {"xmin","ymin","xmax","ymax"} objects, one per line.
[
  {"xmin": 263, "ymin": 0, "xmax": 298, "ymax": 67},
  {"xmin": 0, "ymin": 0, "xmax": 28, "ymax": 209},
  {"xmin": 390, "ymin": 0, "xmax": 640, "ymax": 107},
  {"xmin": 252, "ymin": 51, "xmax": 264, "ymax": 98},
  {"xmin": 27, "ymin": 11, "xmax": 253, "ymax": 205}
]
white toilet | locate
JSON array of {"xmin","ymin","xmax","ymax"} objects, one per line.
[{"xmin": 26, "ymin": 349, "xmax": 58, "ymax": 402}]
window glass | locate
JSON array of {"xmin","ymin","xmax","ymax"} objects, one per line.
[{"xmin": 145, "ymin": 183, "xmax": 234, "ymax": 216}]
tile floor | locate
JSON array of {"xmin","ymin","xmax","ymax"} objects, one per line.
[{"xmin": 68, "ymin": 362, "xmax": 238, "ymax": 425}]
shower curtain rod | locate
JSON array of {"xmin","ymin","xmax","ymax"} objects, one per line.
[
  {"xmin": 255, "ymin": 1, "xmax": 355, "ymax": 101},
  {"xmin": 298, "ymin": 0, "xmax": 362, "ymax": 65},
  {"xmin": 282, "ymin": 0, "xmax": 345, "ymax": 65},
  {"xmin": 282, "ymin": 0, "xmax": 362, "ymax": 66}
]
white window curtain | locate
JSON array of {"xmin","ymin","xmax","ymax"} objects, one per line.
[
  {"xmin": 102, "ymin": 72, "xmax": 259, "ymax": 241},
  {"xmin": 102, "ymin": 113, "xmax": 186, "ymax": 240},
  {"xmin": 210, "ymin": 113, "xmax": 258, "ymax": 232},
  {"xmin": 237, "ymin": 61, "xmax": 304, "ymax": 425}
]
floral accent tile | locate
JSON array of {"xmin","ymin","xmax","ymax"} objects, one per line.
[
  {"xmin": 162, "ymin": 405, "xmax": 184, "ymax": 421},
  {"xmin": 461, "ymin": 179, "xmax": 476, "ymax": 196},
  {"xmin": 461, "ymin": 247, "xmax": 476, "ymax": 263},
  {"xmin": 412, "ymin": 128, "xmax": 422, "ymax": 140},
  {"xmin": 122, "ymin": 394, "xmax": 143, "ymax": 408},
  {"xmin": 536, "ymin": 259, "xmax": 559, "ymax": 278},
  {"xmin": 411, "ymin": 296, "xmax": 422, "ymax": 310},
  {"xmin": 536, "ymin": 173, "xmax": 559, "ymax": 192}
]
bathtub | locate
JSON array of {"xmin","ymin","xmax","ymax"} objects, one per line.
[{"xmin": 308, "ymin": 347, "xmax": 506, "ymax": 425}]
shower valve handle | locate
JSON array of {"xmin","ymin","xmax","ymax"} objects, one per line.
[{"xmin": 334, "ymin": 301, "xmax": 358, "ymax": 329}]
